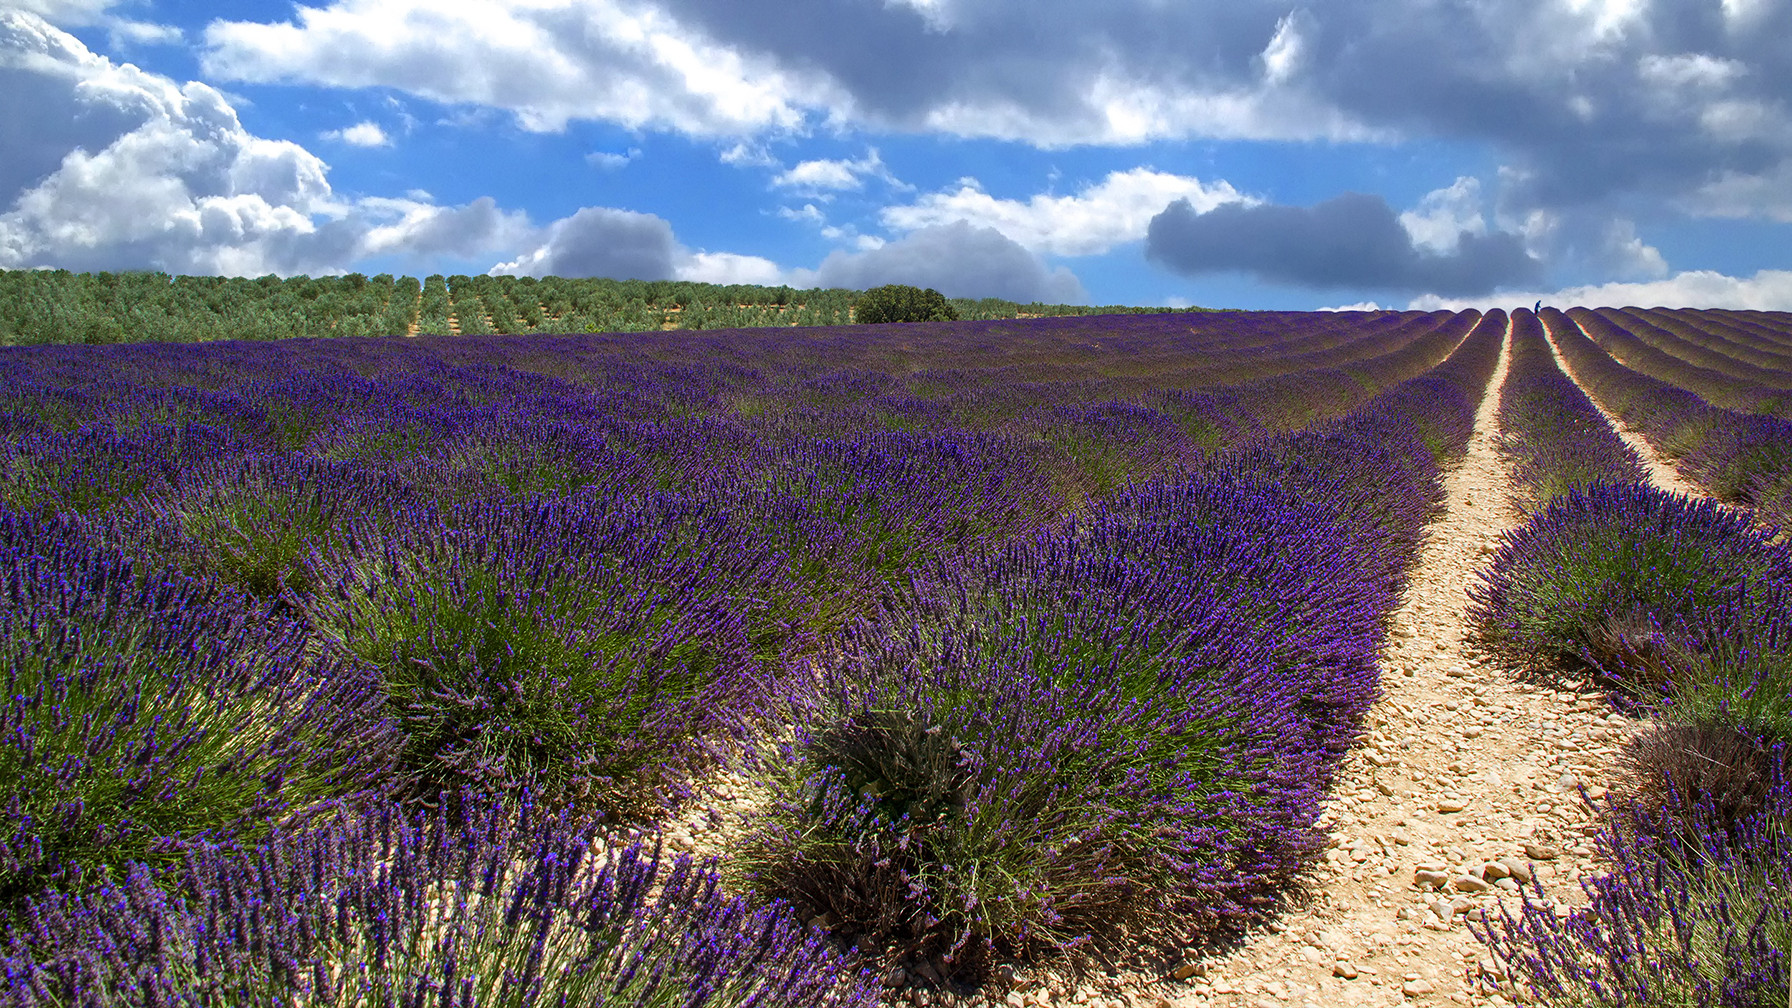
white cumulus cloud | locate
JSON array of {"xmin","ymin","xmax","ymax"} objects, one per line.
[
  {"xmin": 676, "ymin": 249, "xmax": 785, "ymax": 285},
  {"xmin": 880, "ymin": 168, "xmax": 1251, "ymax": 257},
  {"xmin": 1408, "ymin": 268, "xmax": 1792, "ymax": 311},
  {"xmin": 357, "ymin": 194, "xmax": 533, "ymax": 260},
  {"xmin": 1398, "ymin": 177, "xmax": 1488, "ymax": 255},
  {"xmin": 324, "ymin": 120, "xmax": 391, "ymax": 146},
  {"xmin": 0, "ymin": 11, "xmax": 531, "ymax": 275},
  {"xmin": 0, "ymin": 10, "xmax": 341, "ymax": 273},
  {"xmin": 586, "ymin": 146, "xmax": 640, "ymax": 169},
  {"xmin": 1259, "ymin": 11, "xmax": 1309, "ymax": 85},
  {"xmin": 201, "ymin": 0, "xmax": 832, "ymax": 136},
  {"xmin": 770, "ymin": 148, "xmax": 906, "ymax": 193}
]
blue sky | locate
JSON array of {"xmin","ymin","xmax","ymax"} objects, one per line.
[{"xmin": 3, "ymin": 0, "xmax": 1791, "ymax": 310}]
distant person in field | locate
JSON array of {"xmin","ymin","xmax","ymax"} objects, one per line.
[{"xmin": 1534, "ymin": 300, "xmax": 1541, "ymax": 313}]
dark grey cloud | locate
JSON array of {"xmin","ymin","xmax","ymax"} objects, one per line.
[
  {"xmin": 383, "ymin": 197, "xmax": 530, "ymax": 260},
  {"xmin": 649, "ymin": 0, "xmax": 1279, "ymax": 128},
  {"xmin": 810, "ymin": 221, "xmax": 1085, "ymax": 302},
  {"xmin": 650, "ymin": 0, "xmax": 1792, "ymax": 220},
  {"xmin": 1145, "ymin": 193, "xmax": 1542, "ymax": 295},
  {"xmin": 490, "ymin": 206, "xmax": 678, "ymax": 281}
]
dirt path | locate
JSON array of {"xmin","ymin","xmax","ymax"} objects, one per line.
[
  {"xmin": 1005, "ymin": 319, "xmax": 1644, "ymax": 1008},
  {"xmin": 1537, "ymin": 316, "xmax": 1700, "ymax": 496}
]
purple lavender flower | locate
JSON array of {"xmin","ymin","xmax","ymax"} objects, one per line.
[
  {"xmin": 1469, "ymin": 481, "xmax": 1792, "ymax": 693},
  {"xmin": 1471, "ymin": 779, "xmax": 1792, "ymax": 1008},
  {"xmin": 2, "ymin": 792, "xmax": 877, "ymax": 1007},
  {"xmin": 0, "ymin": 507, "xmax": 399, "ymax": 904}
]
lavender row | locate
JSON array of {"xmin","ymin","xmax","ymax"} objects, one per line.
[
  {"xmin": 1568, "ymin": 307, "xmax": 1786, "ymax": 414},
  {"xmin": 1468, "ymin": 482, "xmax": 1792, "ymax": 1008},
  {"xmin": 1570, "ymin": 308, "xmax": 1792, "ymax": 415},
  {"xmin": 729, "ymin": 311, "xmax": 1506, "ymax": 989},
  {"xmin": 1156, "ymin": 308, "xmax": 1479, "ymax": 444},
  {"xmin": 1542, "ymin": 307, "xmax": 1792, "ymax": 529},
  {"xmin": 1473, "ymin": 772, "xmax": 1792, "ymax": 1008},
  {"xmin": 1494, "ymin": 308, "xmax": 1649, "ymax": 509},
  {"xmin": 1619, "ymin": 310, "xmax": 1792, "ymax": 392},
  {"xmin": 1670, "ymin": 308, "xmax": 1792, "ymax": 367},
  {"xmin": 1471, "ymin": 312, "xmax": 1792, "ymax": 1008}
]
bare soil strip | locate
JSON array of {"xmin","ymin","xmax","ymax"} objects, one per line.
[
  {"xmin": 1538, "ymin": 319, "xmax": 1700, "ymax": 496},
  {"xmin": 1015, "ymin": 319, "xmax": 1643, "ymax": 1008}
]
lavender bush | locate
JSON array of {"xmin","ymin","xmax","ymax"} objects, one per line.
[
  {"xmin": 1469, "ymin": 482, "xmax": 1792, "ymax": 694},
  {"xmin": 1028, "ymin": 401, "xmax": 1198, "ymax": 498},
  {"xmin": 2, "ymin": 792, "xmax": 877, "ymax": 1007},
  {"xmin": 144, "ymin": 452, "xmax": 413, "ymax": 600},
  {"xmin": 0, "ymin": 422, "xmax": 247, "ymax": 517},
  {"xmin": 303, "ymin": 492, "xmax": 783, "ymax": 818},
  {"xmin": 736, "ymin": 513, "xmax": 1341, "ymax": 985},
  {"xmin": 751, "ymin": 431, "xmax": 1057, "ymax": 575},
  {"xmin": 427, "ymin": 402, "xmax": 654, "ymax": 499},
  {"xmin": 0, "ymin": 508, "xmax": 398, "ymax": 906},
  {"xmin": 1472, "ymin": 781, "xmax": 1791, "ymax": 1008}
]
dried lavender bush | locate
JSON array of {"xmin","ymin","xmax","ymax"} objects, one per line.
[{"xmin": 1614, "ymin": 609, "xmax": 1792, "ymax": 838}]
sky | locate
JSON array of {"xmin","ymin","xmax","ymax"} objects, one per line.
[{"xmin": 2, "ymin": 0, "xmax": 1791, "ymax": 311}]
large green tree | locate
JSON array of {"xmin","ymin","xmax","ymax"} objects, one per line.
[{"xmin": 854, "ymin": 284, "xmax": 959, "ymax": 324}]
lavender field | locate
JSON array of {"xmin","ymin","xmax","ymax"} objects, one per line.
[{"xmin": 2, "ymin": 301, "xmax": 1791, "ymax": 1006}]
